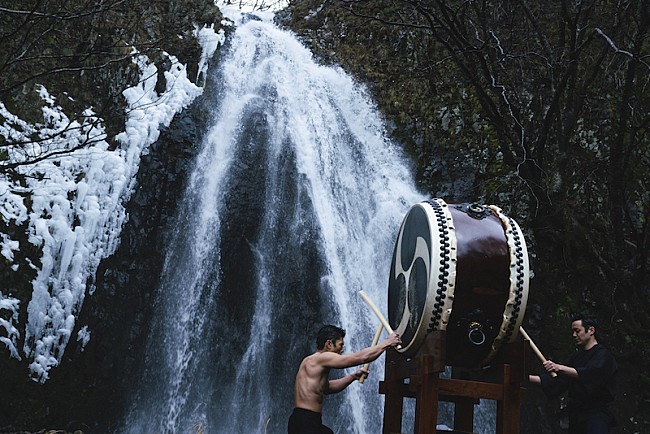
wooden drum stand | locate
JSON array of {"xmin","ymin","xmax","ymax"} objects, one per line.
[{"xmin": 379, "ymin": 329, "xmax": 529, "ymax": 434}]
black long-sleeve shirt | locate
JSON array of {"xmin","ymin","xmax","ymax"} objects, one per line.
[{"xmin": 539, "ymin": 343, "xmax": 617, "ymax": 426}]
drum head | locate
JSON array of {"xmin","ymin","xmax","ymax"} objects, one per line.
[{"xmin": 387, "ymin": 199, "xmax": 456, "ymax": 356}]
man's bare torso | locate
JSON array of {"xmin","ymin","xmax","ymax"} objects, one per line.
[{"xmin": 293, "ymin": 352, "xmax": 330, "ymax": 413}]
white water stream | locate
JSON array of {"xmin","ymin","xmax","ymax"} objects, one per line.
[{"xmin": 121, "ymin": 16, "xmax": 488, "ymax": 434}]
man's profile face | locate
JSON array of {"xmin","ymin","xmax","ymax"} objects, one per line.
[
  {"xmin": 571, "ymin": 320, "xmax": 594, "ymax": 347},
  {"xmin": 326, "ymin": 338, "xmax": 344, "ymax": 354}
]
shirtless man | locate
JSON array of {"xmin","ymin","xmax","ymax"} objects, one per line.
[{"xmin": 288, "ymin": 324, "xmax": 401, "ymax": 434}]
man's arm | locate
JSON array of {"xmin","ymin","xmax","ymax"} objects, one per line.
[
  {"xmin": 528, "ymin": 375, "xmax": 541, "ymax": 384},
  {"xmin": 321, "ymin": 333, "xmax": 401, "ymax": 369},
  {"xmin": 326, "ymin": 368, "xmax": 367, "ymax": 394},
  {"xmin": 529, "ymin": 360, "xmax": 573, "ymax": 399},
  {"xmin": 543, "ymin": 360, "xmax": 579, "ymax": 379}
]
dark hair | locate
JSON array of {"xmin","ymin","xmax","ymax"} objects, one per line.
[
  {"xmin": 316, "ymin": 325, "xmax": 346, "ymax": 349},
  {"xmin": 572, "ymin": 311, "xmax": 598, "ymax": 333}
]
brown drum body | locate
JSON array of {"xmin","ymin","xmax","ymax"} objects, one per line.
[{"xmin": 387, "ymin": 199, "xmax": 529, "ymax": 368}]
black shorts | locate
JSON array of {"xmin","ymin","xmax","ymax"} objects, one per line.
[{"xmin": 287, "ymin": 407, "xmax": 334, "ymax": 434}]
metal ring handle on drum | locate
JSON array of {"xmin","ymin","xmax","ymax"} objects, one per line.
[{"xmin": 467, "ymin": 321, "xmax": 486, "ymax": 346}]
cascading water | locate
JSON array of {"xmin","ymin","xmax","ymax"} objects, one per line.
[{"xmin": 122, "ymin": 13, "xmax": 493, "ymax": 434}]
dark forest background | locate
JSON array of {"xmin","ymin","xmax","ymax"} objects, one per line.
[{"xmin": 279, "ymin": 1, "xmax": 649, "ymax": 432}]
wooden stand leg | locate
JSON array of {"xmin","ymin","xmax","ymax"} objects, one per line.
[
  {"xmin": 497, "ymin": 363, "xmax": 521, "ymax": 434},
  {"xmin": 383, "ymin": 350, "xmax": 404, "ymax": 434},
  {"xmin": 453, "ymin": 397, "xmax": 475, "ymax": 432},
  {"xmin": 414, "ymin": 359, "xmax": 438, "ymax": 434}
]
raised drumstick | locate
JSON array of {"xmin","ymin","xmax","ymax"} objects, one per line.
[
  {"xmin": 520, "ymin": 326, "xmax": 557, "ymax": 378},
  {"xmin": 359, "ymin": 290, "xmax": 401, "ymax": 349},
  {"xmin": 359, "ymin": 323, "xmax": 384, "ymax": 384}
]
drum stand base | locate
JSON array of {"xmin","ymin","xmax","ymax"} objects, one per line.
[{"xmin": 379, "ymin": 330, "xmax": 528, "ymax": 434}]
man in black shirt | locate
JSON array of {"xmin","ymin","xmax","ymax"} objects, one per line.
[{"xmin": 529, "ymin": 312, "xmax": 617, "ymax": 434}]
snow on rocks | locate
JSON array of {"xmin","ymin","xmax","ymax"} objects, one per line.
[{"xmin": 0, "ymin": 26, "xmax": 223, "ymax": 382}]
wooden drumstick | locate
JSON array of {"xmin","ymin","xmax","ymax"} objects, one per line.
[
  {"xmin": 358, "ymin": 290, "xmax": 401, "ymax": 349},
  {"xmin": 520, "ymin": 326, "xmax": 557, "ymax": 378},
  {"xmin": 359, "ymin": 323, "xmax": 384, "ymax": 384}
]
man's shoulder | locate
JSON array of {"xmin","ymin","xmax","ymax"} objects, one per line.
[
  {"xmin": 572, "ymin": 343, "xmax": 617, "ymax": 369},
  {"xmin": 304, "ymin": 351, "xmax": 338, "ymax": 366},
  {"xmin": 298, "ymin": 352, "xmax": 338, "ymax": 377},
  {"xmin": 594, "ymin": 343, "xmax": 617, "ymax": 366},
  {"xmin": 591, "ymin": 343, "xmax": 615, "ymax": 357}
]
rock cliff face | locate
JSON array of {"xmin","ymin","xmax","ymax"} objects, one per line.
[{"xmin": 0, "ymin": 72, "xmax": 211, "ymax": 433}]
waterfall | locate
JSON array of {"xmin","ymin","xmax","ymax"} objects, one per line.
[{"xmin": 123, "ymin": 15, "xmax": 429, "ymax": 434}]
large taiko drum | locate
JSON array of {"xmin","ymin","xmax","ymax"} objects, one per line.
[{"xmin": 387, "ymin": 199, "xmax": 530, "ymax": 368}]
